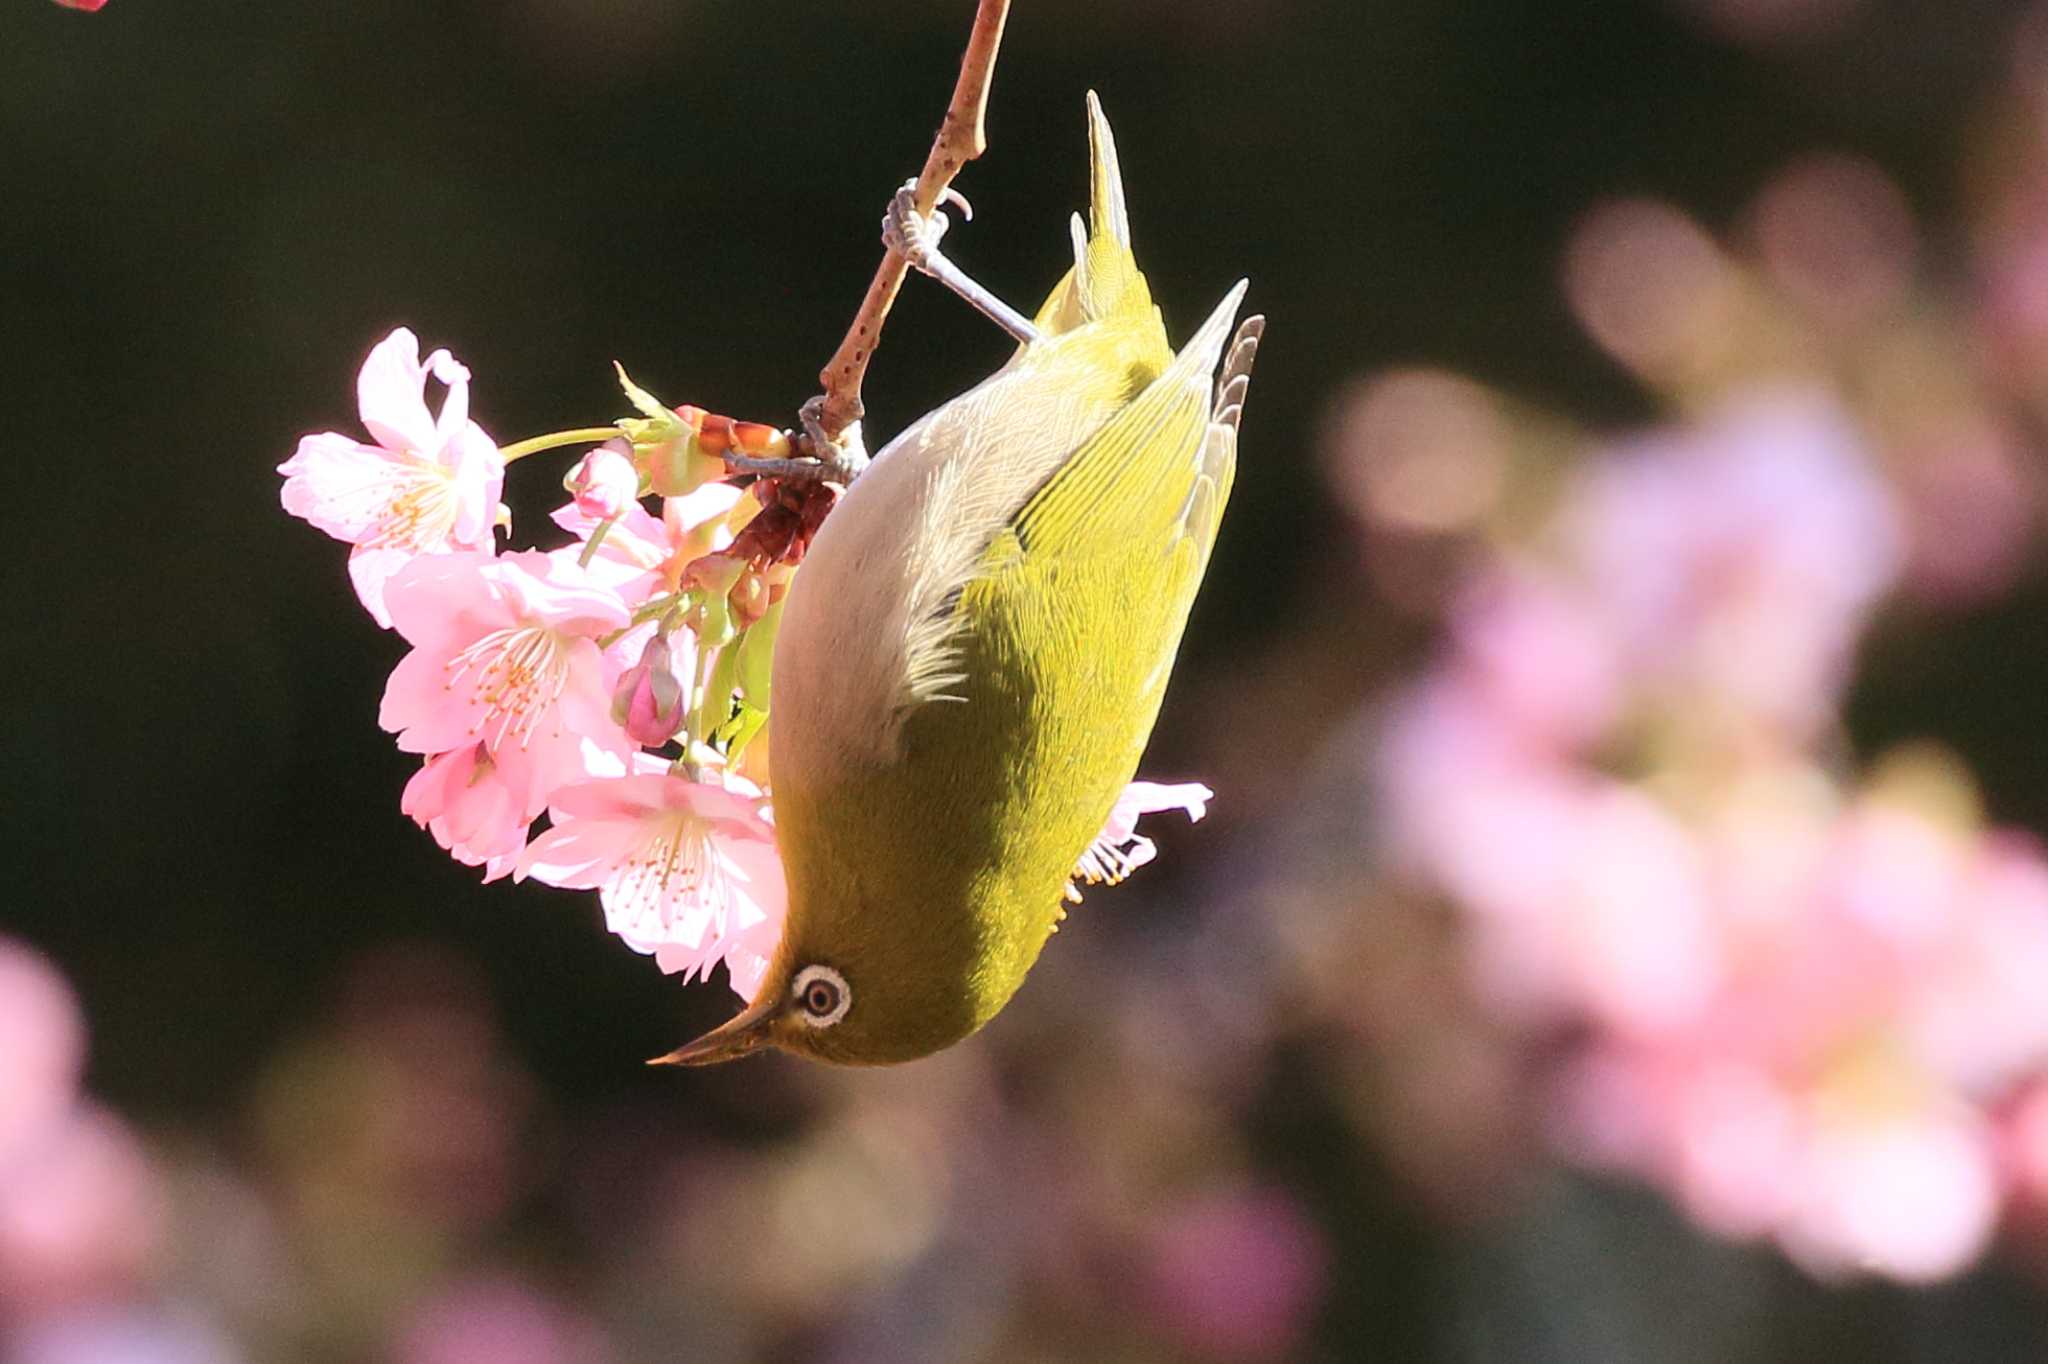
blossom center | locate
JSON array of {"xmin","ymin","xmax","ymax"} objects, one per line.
[
  {"xmin": 613, "ymin": 813, "xmax": 730, "ymax": 943},
  {"xmin": 363, "ymin": 457, "xmax": 458, "ymax": 551},
  {"xmin": 446, "ymin": 625, "xmax": 572, "ymax": 747}
]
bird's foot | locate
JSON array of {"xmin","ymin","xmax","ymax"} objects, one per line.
[
  {"xmin": 795, "ymin": 394, "xmax": 868, "ymax": 482},
  {"xmin": 882, "ymin": 179, "xmax": 963, "ymax": 277},
  {"xmin": 881, "ymin": 179, "xmax": 1041, "ymax": 345}
]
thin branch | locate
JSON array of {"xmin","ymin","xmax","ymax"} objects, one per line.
[{"xmin": 811, "ymin": 0, "xmax": 1013, "ymax": 443}]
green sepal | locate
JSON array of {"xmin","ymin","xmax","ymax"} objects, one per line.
[
  {"xmin": 614, "ymin": 362, "xmax": 669, "ymax": 420},
  {"xmin": 690, "ymin": 638, "xmax": 743, "ymax": 750},
  {"xmin": 733, "ymin": 597, "xmax": 783, "ymax": 710},
  {"xmin": 715, "ymin": 701, "xmax": 769, "ymax": 763},
  {"xmin": 614, "ymin": 363, "xmax": 715, "ymax": 496}
]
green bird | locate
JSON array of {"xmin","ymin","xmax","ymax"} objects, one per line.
[{"xmin": 658, "ymin": 94, "xmax": 1261, "ymax": 1066}]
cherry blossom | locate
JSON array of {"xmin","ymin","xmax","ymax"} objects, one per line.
[
  {"xmin": 516, "ymin": 757, "xmax": 785, "ymax": 1000},
  {"xmin": 399, "ymin": 740, "xmax": 621, "ymax": 883},
  {"xmin": 278, "ymin": 329, "xmax": 504, "ymax": 627},
  {"xmin": 379, "ymin": 551, "xmax": 633, "ymax": 807}
]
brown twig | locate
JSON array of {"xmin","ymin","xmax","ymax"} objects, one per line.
[{"xmin": 810, "ymin": 0, "xmax": 1013, "ymax": 444}]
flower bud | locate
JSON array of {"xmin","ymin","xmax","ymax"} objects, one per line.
[
  {"xmin": 565, "ymin": 445, "xmax": 640, "ymax": 520},
  {"xmin": 611, "ymin": 632, "xmax": 686, "ymax": 747},
  {"xmin": 686, "ymin": 553, "xmax": 746, "ymax": 648}
]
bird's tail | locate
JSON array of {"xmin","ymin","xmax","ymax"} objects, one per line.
[{"xmin": 1033, "ymin": 93, "xmax": 1155, "ymax": 332}]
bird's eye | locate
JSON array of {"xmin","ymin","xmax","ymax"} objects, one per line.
[{"xmin": 791, "ymin": 964, "xmax": 851, "ymax": 1028}]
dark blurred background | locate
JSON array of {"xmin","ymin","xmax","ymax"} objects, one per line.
[{"xmin": 13, "ymin": 0, "xmax": 2048, "ymax": 1360}]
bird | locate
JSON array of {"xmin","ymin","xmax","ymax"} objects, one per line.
[{"xmin": 656, "ymin": 93, "xmax": 1261, "ymax": 1066}]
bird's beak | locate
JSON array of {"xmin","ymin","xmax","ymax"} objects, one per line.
[{"xmin": 648, "ymin": 995, "xmax": 778, "ymax": 1067}]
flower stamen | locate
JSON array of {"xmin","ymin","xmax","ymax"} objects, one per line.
[{"xmin": 445, "ymin": 625, "xmax": 572, "ymax": 747}]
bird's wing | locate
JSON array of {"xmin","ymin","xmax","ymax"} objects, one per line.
[
  {"xmin": 1011, "ymin": 280, "xmax": 1249, "ymax": 567},
  {"xmin": 886, "ymin": 284, "xmax": 1253, "ymax": 746}
]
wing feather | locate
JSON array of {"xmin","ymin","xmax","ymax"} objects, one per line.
[{"xmin": 1012, "ymin": 281, "xmax": 1249, "ymax": 561}]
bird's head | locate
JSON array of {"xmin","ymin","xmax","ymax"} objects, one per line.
[{"xmin": 648, "ymin": 877, "xmax": 1004, "ymax": 1068}]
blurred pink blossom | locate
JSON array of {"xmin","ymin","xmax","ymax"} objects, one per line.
[
  {"xmin": 1564, "ymin": 390, "xmax": 1902, "ymax": 737},
  {"xmin": 1560, "ymin": 1044, "xmax": 2003, "ymax": 1281},
  {"xmin": 1447, "ymin": 567, "xmax": 1622, "ymax": 751},
  {"xmin": 1142, "ymin": 1187, "xmax": 1329, "ymax": 1362},
  {"xmin": 1562, "ymin": 198, "xmax": 1738, "ymax": 385},
  {"xmin": 1372, "ymin": 359, "xmax": 2048, "ymax": 1282},
  {"xmin": 1376, "ymin": 676, "xmax": 1592, "ymax": 936},
  {"xmin": 516, "ymin": 756, "xmax": 785, "ymax": 999},
  {"xmin": 1750, "ymin": 155, "xmax": 1916, "ymax": 327},
  {"xmin": 0, "ymin": 939, "xmax": 85, "ymax": 1173},
  {"xmin": 1892, "ymin": 419, "xmax": 2036, "ymax": 604},
  {"xmin": 278, "ymin": 329, "xmax": 504, "ymax": 628},
  {"xmin": 0, "ymin": 1106, "xmax": 164, "ymax": 1317},
  {"xmin": 1784, "ymin": 1100, "xmax": 2002, "ymax": 1283},
  {"xmin": 1320, "ymin": 369, "xmax": 1509, "ymax": 537},
  {"xmin": 394, "ymin": 1275, "xmax": 604, "ymax": 1364},
  {"xmin": 1542, "ymin": 795, "xmax": 2048, "ymax": 1280}
]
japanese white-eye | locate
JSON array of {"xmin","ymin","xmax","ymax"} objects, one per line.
[{"xmin": 659, "ymin": 95, "xmax": 1260, "ymax": 1066}]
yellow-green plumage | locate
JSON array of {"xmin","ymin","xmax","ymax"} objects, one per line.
[{"xmin": 669, "ymin": 95, "xmax": 1260, "ymax": 1066}]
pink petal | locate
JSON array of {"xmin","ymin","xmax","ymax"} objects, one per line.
[
  {"xmin": 446, "ymin": 423, "xmax": 506, "ymax": 547},
  {"xmin": 489, "ymin": 553, "xmax": 632, "ymax": 636},
  {"xmin": 543, "ymin": 771, "xmax": 673, "ymax": 824},
  {"xmin": 381, "ymin": 551, "xmax": 503, "ymax": 650},
  {"xmin": 402, "ymin": 746, "xmax": 536, "ymax": 881},
  {"xmin": 1119, "ymin": 780, "xmax": 1214, "ymax": 822},
  {"xmin": 423, "ymin": 348, "xmax": 473, "ymax": 454},
  {"xmin": 356, "ymin": 327, "xmax": 439, "ymax": 456},
  {"xmin": 514, "ymin": 819, "xmax": 634, "ymax": 890},
  {"xmin": 664, "ymin": 481, "xmax": 746, "ymax": 531},
  {"xmin": 347, "ymin": 544, "xmax": 424, "ymax": 630},
  {"xmin": 277, "ymin": 433, "xmax": 401, "ymax": 542},
  {"xmin": 381, "ymin": 645, "xmax": 479, "ymax": 754}
]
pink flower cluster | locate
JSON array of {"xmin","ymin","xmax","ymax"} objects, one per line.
[
  {"xmin": 1377, "ymin": 386, "xmax": 2048, "ymax": 1281},
  {"xmin": 282, "ymin": 330, "xmax": 1210, "ymax": 1001},
  {"xmin": 278, "ymin": 329, "xmax": 802, "ymax": 998}
]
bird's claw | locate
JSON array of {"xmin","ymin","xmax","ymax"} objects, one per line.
[{"xmin": 798, "ymin": 395, "xmax": 869, "ymax": 483}]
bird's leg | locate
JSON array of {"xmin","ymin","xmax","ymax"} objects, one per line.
[{"xmin": 884, "ymin": 179, "xmax": 1042, "ymax": 345}]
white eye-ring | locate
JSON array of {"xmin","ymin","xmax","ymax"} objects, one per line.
[{"xmin": 791, "ymin": 964, "xmax": 851, "ymax": 1029}]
